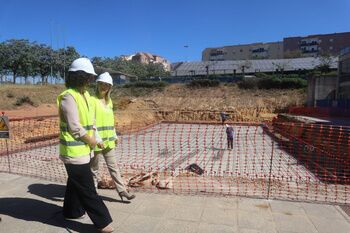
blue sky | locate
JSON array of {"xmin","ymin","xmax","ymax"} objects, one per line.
[{"xmin": 0, "ymin": 0, "xmax": 349, "ymax": 62}]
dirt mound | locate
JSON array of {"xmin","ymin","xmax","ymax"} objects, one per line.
[
  {"xmin": 116, "ymin": 98, "xmax": 158, "ymax": 126},
  {"xmin": 4, "ymin": 104, "xmax": 57, "ymax": 119}
]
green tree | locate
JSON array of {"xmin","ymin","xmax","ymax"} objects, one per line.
[
  {"xmin": 0, "ymin": 42, "xmax": 7, "ymax": 83},
  {"xmin": 146, "ymin": 63, "xmax": 169, "ymax": 78},
  {"xmin": 0, "ymin": 39, "xmax": 32, "ymax": 83},
  {"xmin": 56, "ymin": 46, "xmax": 80, "ymax": 81},
  {"xmin": 32, "ymin": 43, "xmax": 53, "ymax": 84},
  {"xmin": 316, "ymin": 53, "xmax": 333, "ymax": 75}
]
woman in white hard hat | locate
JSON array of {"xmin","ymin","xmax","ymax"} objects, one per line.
[
  {"xmin": 90, "ymin": 72, "xmax": 135, "ymax": 201},
  {"xmin": 57, "ymin": 58, "xmax": 114, "ymax": 233}
]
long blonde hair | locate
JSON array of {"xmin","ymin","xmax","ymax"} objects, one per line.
[{"xmin": 95, "ymin": 81, "xmax": 112, "ymax": 104}]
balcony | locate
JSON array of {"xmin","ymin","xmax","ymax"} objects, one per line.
[{"xmin": 300, "ymin": 41, "xmax": 319, "ymax": 47}]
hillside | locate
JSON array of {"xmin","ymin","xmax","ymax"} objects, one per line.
[{"xmin": 0, "ymin": 84, "xmax": 306, "ymax": 123}]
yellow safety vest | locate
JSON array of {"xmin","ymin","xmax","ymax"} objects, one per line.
[
  {"xmin": 91, "ymin": 96, "xmax": 116, "ymax": 151},
  {"xmin": 57, "ymin": 89, "xmax": 94, "ymax": 157}
]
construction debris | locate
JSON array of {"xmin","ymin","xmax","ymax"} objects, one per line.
[
  {"xmin": 128, "ymin": 172, "xmax": 158, "ymax": 187},
  {"xmin": 98, "ymin": 174, "xmax": 116, "ymax": 189},
  {"xmin": 156, "ymin": 179, "xmax": 173, "ymax": 189},
  {"xmin": 185, "ymin": 163, "xmax": 204, "ymax": 175}
]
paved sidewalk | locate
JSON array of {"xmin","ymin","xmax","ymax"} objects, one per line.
[{"xmin": 0, "ymin": 173, "xmax": 349, "ymax": 233}]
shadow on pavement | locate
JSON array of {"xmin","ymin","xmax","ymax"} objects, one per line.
[
  {"xmin": 28, "ymin": 183, "xmax": 65, "ymax": 202},
  {"xmin": 0, "ymin": 197, "xmax": 96, "ymax": 232},
  {"xmin": 27, "ymin": 183, "xmax": 128, "ymax": 204}
]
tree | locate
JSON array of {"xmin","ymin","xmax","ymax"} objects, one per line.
[
  {"xmin": 56, "ymin": 46, "xmax": 80, "ymax": 81},
  {"xmin": 0, "ymin": 39, "xmax": 32, "ymax": 83},
  {"xmin": 18, "ymin": 42, "xmax": 38, "ymax": 84},
  {"xmin": 0, "ymin": 43, "xmax": 7, "ymax": 83},
  {"xmin": 32, "ymin": 44, "xmax": 53, "ymax": 84},
  {"xmin": 316, "ymin": 53, "xmax": 333, "ymax": 75},
  {"xmin": 272, "ymin": 61, "xmax": 290, "ymax": 77},
  {"xmin": 146, "ymin": 63, "xmax": 169, "ymax": 78},
  {"xmin": 238, "ymin": 60, "xmax": 252, "ymax": 77}
]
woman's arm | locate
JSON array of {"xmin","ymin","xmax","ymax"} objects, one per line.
[{"xmin": 61, "ymin": 94, "xmax": 97, "ymax": 148}]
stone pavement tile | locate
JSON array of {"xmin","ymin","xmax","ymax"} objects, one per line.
[
  {"xmin": 102, "ymin": 194, "xmax": 145, "ymax": 214},
  {"xmin": 201, "ymin": 207, "xmax": 237, "ymax": 227},
  {"xmin": 133, "ymin": 199, "xmax": 170, "ymax": 217},
  {"xmin": 0, "ymin": 176, "xmax": 40, "ymax": 197},
  {"xmin": 272, "ymin": 213, "xmax": 317, "ymax": 233},
  {"xmin": 143, "ymin": 192, "xmax": 175, "ymax": 204},
  {"xmin": 0, "ymin": 172, "xmax": 21, "ymax": 183},
  {"xmin": 198, "ymin": 222, "xmax": 237, "ymax": 233},
  {"xmin": 238, "ymin": 197, "xmax": 270, "ymax": 214},
  {"xmin": 164, "ymin": 204, "xmax": 203, "ymax": 222},
  {"xmin": 104, "ymin": 207, "xmax": 130, "ymax": 228},
  {"xmin": 171, "ymin": 195, "xmax": 206, "ymax": 207},
  {"xmin": 238, "ymin": 210, "xmax": 276, "ymax": 232},
  {"xmin": 307, "ymin": 215, "xmax": 350, "ymax": 233},
  {"xmin": 277, "ymin": 232, "xmax": 308, "ymax": 233},
  {"xmin": 116, "ymin": 214, "xmax": 160, "ymax": 233},
  {"xmin": 301, "ymin": 202, "xmax": 346, "ymax": 220},
  {"xmin": 204, "ymin": 196, "xmax": 238, "ymax": 209},
  {"xmin": 154, "ymin": 219, "xmax": 199, "ymax": 233},
  {"xmin": 238, "ymin": 228, "xmax": 276, "ymax": 233},
  {"xmin": 0, "ymin": 215, "xmax": 53, "ymax": 233},
  {"xmin": 269, "ymin": 200, "xmax": 306, "ymax": 216}
]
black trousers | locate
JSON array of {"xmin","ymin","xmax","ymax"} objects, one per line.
[
  {"xmin": 63, "ymin": 163, "xmax": 112, "ymax": 229},
  {"xmin": 227, "ymin": 137, "xmax": 233, "ymax": 149}
]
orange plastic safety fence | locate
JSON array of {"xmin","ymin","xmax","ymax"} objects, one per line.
[{"xmin": 0, "ymin": 116, "xmax": 349, "ymax": 205}]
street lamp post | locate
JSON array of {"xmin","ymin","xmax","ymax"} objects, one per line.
[{"xmin": 184, "ymin": 45, "xmax": 189, "ymax": 62}]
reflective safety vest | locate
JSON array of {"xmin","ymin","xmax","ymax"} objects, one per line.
[
  {"xmin": 91, "ymin": 96, "xmax": 116, "ymax": 151},
  {"xmin": 57, "ymin": 89, "xmax": 94, "ymax": 157}
]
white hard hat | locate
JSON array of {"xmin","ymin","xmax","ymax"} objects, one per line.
[
  {"xmin": 68, "ymin": 58, "xmax": 97, "ymax": 76},
  {"xmin": 96, "ymin": 72, "xmax": 113, "ymax": 86}
]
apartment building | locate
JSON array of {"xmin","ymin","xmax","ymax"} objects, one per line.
[
  {"xmin": 202, "ymin": 42, "xmax": 283, "ymax": 61},
  {"xmin": 121, "ymin": 52, "xmax": 171, "ymax": 71},
  {"xmin": 338, "ymin": 47, "xmax": 350, "ymax": 99},
  {"xmin": 284, "ymin": 32, "xmax": 350, "ymax": 58},
  {"xmin": 202, "ymin": 32, "xmax": 350, "ymax": 61}
]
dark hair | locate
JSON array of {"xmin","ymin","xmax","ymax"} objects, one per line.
[{"xmin": 65, "ymin": 71, "xmax": 95, "ymax": 88}]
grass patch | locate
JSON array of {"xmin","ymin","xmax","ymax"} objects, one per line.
[
  {"xmin": 187, "ymin": 79, "xmax": 220, "ymax": 88},
  {"xmin": 123, "ymin": 81, "xmax": 167, "ymax": 89}
]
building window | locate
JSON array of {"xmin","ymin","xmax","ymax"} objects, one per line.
[
  {"xmin": 240, "ymin": 49, "xmax": 243, "ymax": 52},
  {"xmin": 330, "ymin": 46, "xmax": 333, "ymax": 50},
  {"xmin": 329, "ymin": 38, "xmax": 333, "ymax": 42}
]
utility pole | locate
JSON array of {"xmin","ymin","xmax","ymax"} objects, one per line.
[
  {"xmin": 50, "ymin": 20, "xmax": 53, "ymax": 85},
  {"xmin": 63, "ymin": 26, "xmax": 66, "ymax": 81},
  {"xmin": 184, "ymin": 45, "xmax": 189, "ymax": 62}
]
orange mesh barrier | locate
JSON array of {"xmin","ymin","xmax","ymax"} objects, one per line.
[{"xmin": 0, "ymin": 116, "xmax": 349, "ymax": 204}]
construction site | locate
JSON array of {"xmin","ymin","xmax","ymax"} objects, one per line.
[{"xmin": 1, "ymin": 99, "xmax": 349, "ymax": 205}]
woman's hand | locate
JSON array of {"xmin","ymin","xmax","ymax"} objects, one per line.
[{"xmin": 97, "ymin": 142, "xmax": 105, "ymax": 149}]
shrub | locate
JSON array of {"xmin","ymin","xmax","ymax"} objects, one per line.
[
  {"xmin": 187, "ymin": 79, "xmax": 220, "ymax": 88},
  {"xmin": 280, "ymin": 78, "xmax": 307, "ymax": 89},
  {"xmin": 123, "ymin": 81, "xmax": 167, "ymax": 89},
  {"xmin": 6, "ymin": 92, "xmax": 14, "ymax": 98},
  {"xmin": 15, "ymin": 96, "xmax": 34, "ymax": 106},
  {"xmin": 258, "ymin": 77, "xmax": 281, "ymax": 89},
  {"xmin": 237, "ymin": 77, "xmax": 259, "ymax": 89},
  {"xmin": 237, "ymin": 76, "xmax": 307, "ymax": 89}
]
